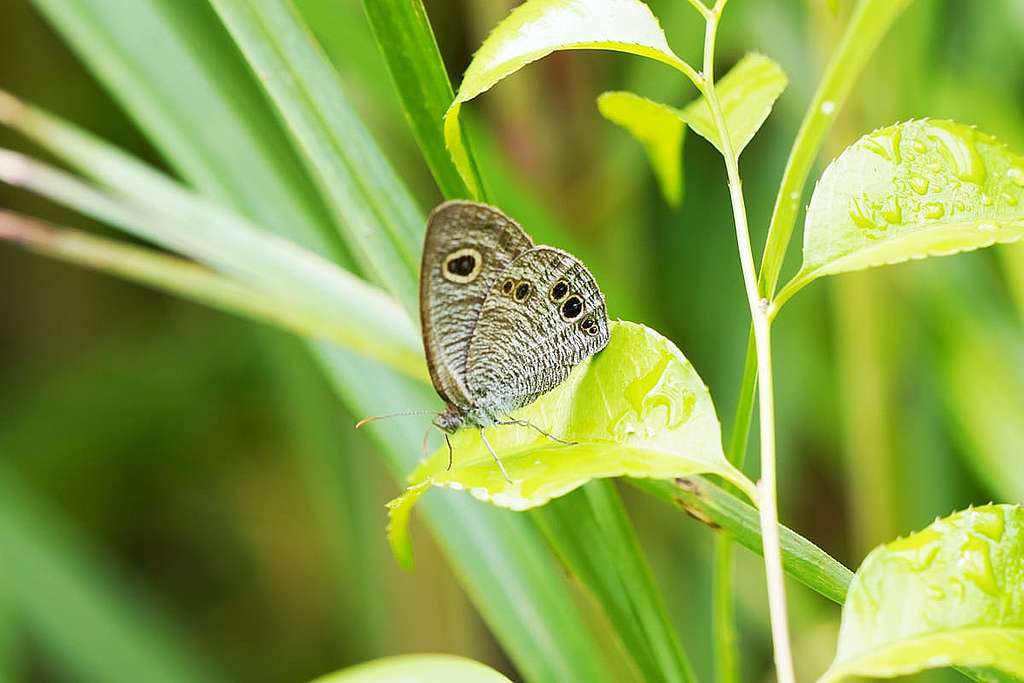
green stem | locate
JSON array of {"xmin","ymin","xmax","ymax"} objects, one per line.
[
  {"xmin": 698, "ymin": 4, "xmax": 794, "ymax": 681},
  {"xmin": 713, "ymin": 330, "xmax": 756, "ymax": 683},
  {"xmin": 758, "ymin": 0, "xmax": 915, "ymax": 299}
]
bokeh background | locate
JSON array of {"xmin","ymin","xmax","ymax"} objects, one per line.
[{"xmin": 1, "ymin": 1, "xmax": 1022, "ymax": 681}]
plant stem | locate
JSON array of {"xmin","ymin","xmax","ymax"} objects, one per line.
[{"xmin": 698, "ymin": 4, "xmax": 795, "ymax": 681}]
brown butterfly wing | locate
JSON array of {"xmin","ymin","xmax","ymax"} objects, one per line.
[
  {"xmin": 464, "ymin": 247, "xmax": 610, "ymax": 413},
  {"xmin": 420, "ymin": 201, "xmax": 534, "ymax": 408}
]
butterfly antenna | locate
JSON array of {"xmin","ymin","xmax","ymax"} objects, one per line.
[
  {"xmin": 479, "ymin": 428, "xmax": 512, "ymax": 484},
  {"xmin": 355, "ymin": 410, "xmax": 435, "ymax": 429},
  {"xmin": 445, "ymin": 433, "xmax": 454, "ymax": 471}
]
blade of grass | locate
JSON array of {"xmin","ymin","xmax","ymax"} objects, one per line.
[
  {"xmin": 361, "ymin": 0, "xmax": 477, "ymax": 199},
  {"xmin": 0, "ymin": 211, "xmax": 383, "ymax": 355},
  {"xmin": 0, "ymin": 464, "xmax": 224, "ymax": 683},
  {"xmin": 28, "ymin": 0, "xmax": 342, "ymax": 257},
  {"xmin": 632, "ymin": 477, "xmax": 852, "ymax": 605},
  {"xmin": 209, "ymin": 0, "xmax": 421, "ymax": 312},
  {"xmin": 261, "ymin": 336, "xmax": 391, "ymax": 659},
  {"xmin": 532, "ymin": 483, "xmax": 697, "ymax": 683},
  {"xmin": 0, "ymin": 148, "xmax": 425, "ymax": 381},
  {"xmin": 0, "ymin": 572, "xmax": 13, "ymax": 682}
]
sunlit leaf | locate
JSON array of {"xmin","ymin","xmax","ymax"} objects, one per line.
[
  {"xmin": 444, "ymin": 0, "xmax": 692, "ymax": 197},
  {"xmin": 597, "ymin": 91, "xmax": 687, "ymax": 206},
  {"xmin": 819, "ymin": 504, "xmax": 1024, "ymax": 683},
  {"xmin": 387, "ymin": 321, "xmax": 756, "ymax": 567},
  {"xmin": 311, "ymin": 654, "xmax": 511, "ymax": 683},
  {"xmin": 779, "ymin": 120, "xmax": 1024, "ymax": 307},
  {"xmin": 680, "ymin": 52, "xmax": 788, "ymax": 156}
]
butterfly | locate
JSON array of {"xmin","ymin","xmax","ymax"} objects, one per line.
[{"xmin": 419, "ymin": 201, "xmax": 610, "ymax": 480}]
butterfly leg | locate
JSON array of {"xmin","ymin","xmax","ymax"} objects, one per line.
[
  {"xmin": 445, "ymin": 433, "xmax": 454, "ymax": 471},
  {"xmin": 479, "ymin": 427, "xmax": 512, "ymax": 483},
  {"xmin": 497, "ymin": 419, "xmax": 577, "ymax": 446}
]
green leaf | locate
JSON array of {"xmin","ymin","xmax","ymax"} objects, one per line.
[
  {"xmin": 778, "ymin": 120, "xmax": 1024, "ymax": 308},
  {"xmin": 819, "ymin": 504, "xmax": 1024, "ymax": 683},
  {"xmin": 679, "ymin": 52, "xmax": 788, "ymax": 156},
  {"xmin": 387, "ymin": 321, "xmax": 756, "ymax": 567},
  {"xmin": 361, "ymin": 0, "xmax": 477, "ymax": 199},
  {"xmin": 444, "ymin": 0, "xmax": 693, "ymax": 197},
  {"xmin": 310, "ymin": 654, "xmax": 511, "ymax": 683},
  {"xmin": 597, "ymin": 91, "xmax": 687, "ymax": 206}
]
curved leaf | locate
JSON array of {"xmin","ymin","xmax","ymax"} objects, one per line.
[
  {"xmin": 598, "ymin": 91, "xmax": 687, "ymax": 206},
  {"xmin": 679, "ymin": 52, "xmax": 788, "ymax": 156},
  {"xmin": 388, "ymin": 320, "xmax": 756, "ymax": 567},
  {"xmin": 444, "ymin": 0, "xmax": 691, "ymax": 197},
  {"xmin": 819, "ymin": 504, "xmax": 1024, "ymax": 682},
  {"xmin": 780, "ymin": 120, "xmax": 1024, "ymax": 307},
  {"xmin": 311, "ymin": 654, "xmax": 511, "ymax": 683}
]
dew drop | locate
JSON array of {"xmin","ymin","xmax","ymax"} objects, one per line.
[
  {"xmin": 925, "ymin": 121, "xmax": 987, "ymax": 184},
  {"xmin": 908, "ymin": 175, "xmax": 930, "ymax": 195},
  {"xmin": 820, "ymin": 100, "xmax": 836, "ymax": 115},
  {"xmin": 923, "ymin": 202, "xmax": 945, "ymax": 220},
  {"xmin": 881, "ymin": 196, "xmax": 902, "ymax": 224},
  {"xmin": 863, "ymin": 126, "xmax": 902, "ymax": 163},
  {"xmin": 1007, "ymin": 166, "xmax": 1024, "ymax": 187},
  {"xmin": 958, "ymin": 534, "xmax": 1000, "ymax": 596},
  {"xmin": 977, "ymin": 222, "xmax": 998, "ymax": 233},
  {"xmin": 969, "ymin": 507, "xmax": 1006, "ymax": 542},
  {"xmin": 849, "ymin": 194, "xmax": 880, "ymax": 230}
]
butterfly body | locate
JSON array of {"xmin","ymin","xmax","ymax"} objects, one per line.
[{"xmin": 421, "ymin": 201, "xmax": 610, "ymax": 435}]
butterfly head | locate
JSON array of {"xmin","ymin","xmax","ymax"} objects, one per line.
[{"xmin": 433, "ymin": 403, "xmax": 465, "ymax": 434}]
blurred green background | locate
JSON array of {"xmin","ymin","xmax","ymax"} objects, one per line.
[{"xmin": 1, "ymin": 1, "xmax": 1022, "ymax": 681}]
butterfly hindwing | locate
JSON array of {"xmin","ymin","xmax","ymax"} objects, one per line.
[
  {"xmin": 420, "ymin": 201, "xmax": 534, "ymax": 408},
  {"xmin": 464, "ymin": 247, "xmax": 610, "ymax": 413}
]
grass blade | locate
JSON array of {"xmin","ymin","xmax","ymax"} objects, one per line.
[
  {"xmin": 0, "ymin": 147, "xmax": 425, "ymax": 381},
  {"xmin": 28, "ymin": 0, "xmax": 341, "ymax": 256},
  {"xmin": 633, "ymin": 477, "xmax": 854, "ymax": 605},
  {"xmin": 534, "ymin": 483, "xmax": 697, "ymax": 683},
  {"xmin": 362, "ymin": 0, "xmax": 476, "ymax": 199},
  {"xmin": 210, "ymin": 0, "xmax": 422, "ymax": 312},
  {"xmin": 0, "ymin": 210, "xmax": 395, "ymax": 362},
  {"xmin": 0, "ymin": 465, "xmax": 223, "ymax": 683}
]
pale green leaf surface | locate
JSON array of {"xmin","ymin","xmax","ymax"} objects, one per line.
[
  {"xmin": 819, "ymin": 505, "xmax": 1024, "ymax": 682},
  {"xmin": 311, "ymin": 654, "xmax": 511, "ymax": 683},
  {"xmin": 679, "ymin": 52, "xmax": 788, "ymax": 156},
  {"xmin": 444, "ymin": 0, "xmax": 691, "ymax": 196},
  {"xmin": 782, "ymin": 120, "xmax": 1024, "ymax": 306},
  {"xmin": 597, "ymin": 91, "xmax": 687, "ymax": 206},
  {"xmin": 388, "ymin": 321, "xmax": 755, "ymax": 567}
]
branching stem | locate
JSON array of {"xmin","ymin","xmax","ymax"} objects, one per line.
[{"xmin": 695, "ymin": 4, "xmax": 795, "ymax": 682}]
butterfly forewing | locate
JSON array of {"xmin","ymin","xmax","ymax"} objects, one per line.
[
  {"xmin": 420, "ymin": 201, "xmax": 534, "ymax": 408},
  {"xmin": 464, "ymin": 247, "xmax": 610, "ymax": 413}
]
